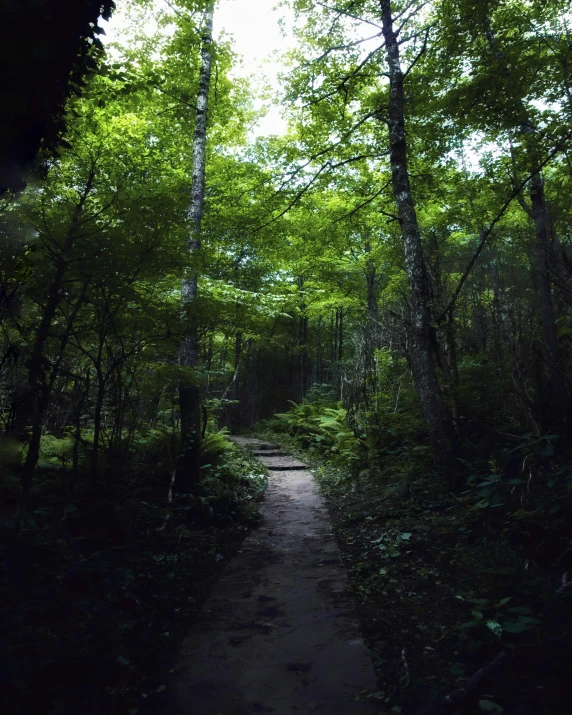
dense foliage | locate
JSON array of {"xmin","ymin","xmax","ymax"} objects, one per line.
[{"xmin": 3, "ymin": 0, "xmax": 572, "ymax": 712}]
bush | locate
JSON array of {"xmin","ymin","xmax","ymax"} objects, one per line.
[{"xmin": 201, "ymin": 427, "xmax": 234, "ymax": 467}]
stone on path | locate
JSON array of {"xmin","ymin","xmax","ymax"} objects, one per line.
[{"xmin": 168, "ymin": 437, "xmax": 379, "ymax": 714}]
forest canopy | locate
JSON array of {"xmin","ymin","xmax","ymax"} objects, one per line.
[{"xmin": 2, "ymin": 0, "xmax": 572, "ymax": 487}]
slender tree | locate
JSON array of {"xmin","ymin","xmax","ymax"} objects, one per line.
[
  {"xmin": 379, "ymin": 0, "xmax": 455, "ymax": 468},
  {"xmin": 177, "ymin": 2, "xmax": 215, "ymax": 492},
  {"xmin": 20, "ymin": 166, "xmax": 96, "ymax": 498},
  {"xmin": 482, "ymin": 15, "xmax": 569, "ymax": 424}
]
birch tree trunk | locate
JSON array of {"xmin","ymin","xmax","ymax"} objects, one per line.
[
  {"xmin": 177, "ymin": 2, "xmax": 214, "ymax": 493},
  {"xmin": 379, "ymin": 0, "xmax": 455, "ymax": 468}
]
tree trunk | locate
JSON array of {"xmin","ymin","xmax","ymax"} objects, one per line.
[
  {"xmin": 299, "ymin": 313, "xmax": 308, "ymax": 400},
  {"xmin": 365, "ymin": 240, "xmax": 380, "ymax": 393},
  {"xmin": 379, "ymin": 0, "xmax": 455, "ymax": 468},
  {"xmin": 332, "ymin": 309, "xmax": 338, "ymax": 364},
  {"xmin": 91, "ymin": 372, "xmax": 105, "ymax": 478},
  {"xmin": 338, "ymin": 308, "xmax": 344, "ymax": 362},
  {"xmin": 316, "ymin": 315, "xmax": 323, "ymax": 385},
  {"xmin": 485, "ymin": 16, "xmax": 569, "ymax": 425},
  {"xmin": 365, "ymin": 245, "xmax": 379, "ymax": 335},
  {"xmin": 223, "ymin": 330, "xmax": 243, "ymax": 431},
  {"xmin": 20, "ymin": 258, "xmax": 67, "ymax": 497},
  {"xmin": 20, "ymin": 171, "xmax": 94, "ymax": 498},
  {"xmin": 529, "ymin": 173, "xmax": 568, "ymax": 421},
  {"xmin": 68, "ymin": 376, "xmax": 89, "ymax": 498},
  {"xmin": 176, "ymin": 2, "xmax": 214, "ymax": 493},
  {"xmin": 336, "ymin": 307, "xmax": 344, "ymax": 399},
  {"xmin": 300, "ymin": 313, "xmax": 308, "ymax": 398},
  {"xmin": 363, "ymin": 245, "xmax": 380, "ymax": 408}
]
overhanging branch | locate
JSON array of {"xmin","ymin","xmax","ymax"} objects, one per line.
[{"xmin": 438, "ymin": 133, "xmax": 572, "ymax": 322}]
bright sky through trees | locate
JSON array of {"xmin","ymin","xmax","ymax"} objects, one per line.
[{"xmin": 102, "ymin": 0, "xmax": 294, "ymax": 136}]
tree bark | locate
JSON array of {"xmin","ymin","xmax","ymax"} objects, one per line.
[
  {"xmin": 176, "ymin": 2, "xmax": 214, "ymax": 493},
  {"xmin": 379, "ymin": 0, "xmax": 455, "ymax": 468},
  {"xmin": 315, "ymin": 315, "xmax": 323, "ymax": 385},
  {"xmin": 300, "ymin": 312, "xmax": 308, "ymax": 398},
  {"xmin": 365, "ymin": 240, "xmax": 379, "ymax": 334},
  {"xmin": 365, "ymin": 239, "xmax": 379, "ymax": 364},
  {"xmin": 298, "ymin": 279, "xmax": 308, "ymax": 399},
  {"xmin": 223, "ymin": 330, "xmax": 243, "ymax": 431},
  {"xmin": 364, "ymin": 241, "xmax": 380, "ymax": 407},
  {"xmin": 91, "ymin": 370, "xmax": 105, "ymax": 478},
  {"xmin": 338, "ymin": 308, "xmax": 343, "ymax": 362},
  {"xmin": 332, "ymin": 309, "xmax": 338, "ymax": 364}
]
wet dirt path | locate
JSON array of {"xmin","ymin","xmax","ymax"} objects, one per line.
[{"xmin": 169, "ymin": 438, "xmax": 378, "ymax": 714}]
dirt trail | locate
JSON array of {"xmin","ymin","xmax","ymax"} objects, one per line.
[{"xmin": 169, "ymin": 438, "xmax": 378, "ymax": 714}]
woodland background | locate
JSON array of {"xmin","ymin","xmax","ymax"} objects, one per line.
[{"xmin": 2, "ymin": 0, "xmax": 572, "ymax": 713}]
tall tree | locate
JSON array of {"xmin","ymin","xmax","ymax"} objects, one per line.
[
  {"xmin": 483, "ymin": 14, "xmax": 569, "ymax": 425},
  {"xmin": 177, "ymin": 1, "xmax": 215, "ymax": 492},
  {"xmin": 379, "ymin": 0, "xmax": 455, "ymax": 468}
]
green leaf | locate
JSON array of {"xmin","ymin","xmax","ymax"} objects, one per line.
[
  {"xmin": 494, "ymin": 597, "xmax": 511, "ymax": 608},
  {"xmin": 502, "ymin": 616, "xmax": 540, "ymax": 633},
  {"xmin": 477, "ymin": 487, "xmax": 495, "ymax": 497},
  {"xmin": 479, "ymin": 699, "xmax": 503, "ymax": 713}
]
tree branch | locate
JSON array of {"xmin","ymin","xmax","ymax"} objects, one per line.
[
  {"xmin": 438, "ymin": 134, "xmax": 572, "ymax": 322},
  {"xmin": 331, "ymin": 180, "xmax": 392, "ymax": 223},
  {"xmin": 316, "ymin": 1, "xmax": 383, "ymax": 30},
  {"xmin": 305, "ymin": 31, "xmax": 383, "ymax": 66}
]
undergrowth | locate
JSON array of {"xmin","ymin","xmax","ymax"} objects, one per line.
[
  {"xmin": 0, "ymin": 431, "xmax": 267, "ymax": 715},
  {"xmin": 258, "ymin": 393, "xmax": 572, "ymax": 714}
]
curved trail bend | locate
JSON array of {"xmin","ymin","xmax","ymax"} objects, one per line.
[{"xmin": 170, "ymin": 437, "xmax": 378, "ymax": 714}]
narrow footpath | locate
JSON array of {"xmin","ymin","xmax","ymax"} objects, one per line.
[{"xmin": 168, "ymin": 438, "xmax": 378, "ymax": 714}]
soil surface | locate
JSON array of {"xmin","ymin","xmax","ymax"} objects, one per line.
[{"xmin": 167, "ymin": 437, "xmax": 379, "ymax": 714}]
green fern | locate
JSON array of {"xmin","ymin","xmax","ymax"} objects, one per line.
[
  {"xmin": 201, "ymin": 427, "xmax": 234, "ymax": 466},
  {"xmin": 38, "ymin": 434, "xmax": 74, "ymax": 469}
]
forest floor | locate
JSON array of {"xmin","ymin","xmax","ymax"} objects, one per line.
[
  {"xmin": 1, "ymin": 444, "xmax": 267, "ymax": 715},
  {"xmin": 256, "ymin": 430, "xmax": 572, "ymax": 715},
  {"xmin": 4, "ymin": 433, "xmax": 571, "ymax": 714},
  {"xmin": 163, "ymin": 436, "xmax": 379, "ymax": 714}
]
